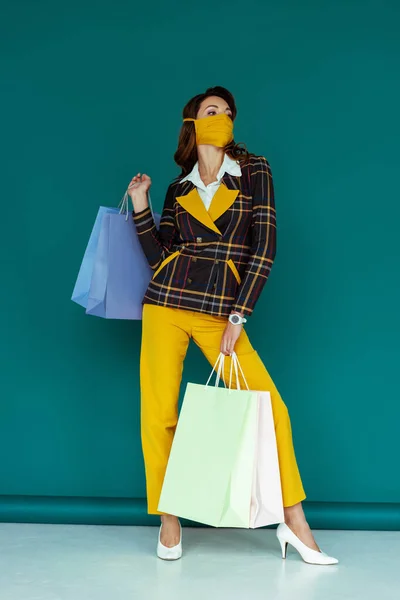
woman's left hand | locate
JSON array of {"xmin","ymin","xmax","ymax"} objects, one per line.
[{"xmin": 220, "ymin": 322, "xmax": 243, "ymax": 356}]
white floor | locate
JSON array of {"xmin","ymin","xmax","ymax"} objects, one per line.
[{"xmin": 1, "ymin": 524, "xmax": 399, "ymax": 600}]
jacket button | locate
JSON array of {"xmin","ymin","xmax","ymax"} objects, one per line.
[
  {"xmin": 187, "ymin": 278, "xmax": 192, "ymax": 284},
  {"xmin": 192, "ymin": 257, "xmax": 197, "ymax": 263},
  {"xmin": 196, "ymin": 237, "xmax": 202, "ymax": 243},
  {"xmin": 215, "ymin": 260, "xmax": 219, "ymax": 265}
]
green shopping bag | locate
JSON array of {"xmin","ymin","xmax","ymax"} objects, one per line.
[{"xmin": 157, "ymin": 354, "xmax": 261, "ymax": 527}]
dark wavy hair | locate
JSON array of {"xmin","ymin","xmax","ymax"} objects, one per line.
[{"xmin": 174, "ymin": 86, "xmax": 254, "ymax": 177}]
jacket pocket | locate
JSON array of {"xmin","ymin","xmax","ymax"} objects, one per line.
[
  {"xmin": 227, "ymin": 259, "xmax": 241, "ymax": 285},
  {"xmin": 152, "ymin": 250, "xmax": 180, "ymax": 279}
]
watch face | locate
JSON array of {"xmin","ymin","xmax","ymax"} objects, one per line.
[{"xmin": 230, "ymin": 314, "xmax": 240, "ymax": 324}]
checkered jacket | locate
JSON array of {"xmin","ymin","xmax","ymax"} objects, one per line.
[{"xmin": 132, "ymin": 155, "xmax": 276, "ymax": 317}]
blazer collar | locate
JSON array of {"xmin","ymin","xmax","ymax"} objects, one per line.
[
  {"xmin": 175, "ymin": 155, "xmax": 242, "ymax": 234},
  {"xmin": 176, "ymin": 176, "xmax": 240, "ymax": 235}
]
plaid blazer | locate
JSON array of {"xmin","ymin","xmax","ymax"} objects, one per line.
[{"xmin": 132, "ymin": 155, "xmax": 276, "ymax": 317}]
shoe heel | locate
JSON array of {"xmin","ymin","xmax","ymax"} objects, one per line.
[
  {"xmin": 276, "ymin": 523, "xmax": 339, "ymax": 565},
  {"xmin": 278, "ymin": 537, "xmax": 288, "ymax": 559}
]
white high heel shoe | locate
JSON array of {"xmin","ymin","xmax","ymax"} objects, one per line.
[
  {"xmin": 157, "ymin": 522, "xmax": 182, "ymax": 561},
  {"xmin": 276, "ymin": 522, "xmax": 338, "ymax": 565}
]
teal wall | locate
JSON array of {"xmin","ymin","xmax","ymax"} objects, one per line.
[{"xmin": 1, "ymin": 0, "xmax": 399, "ymax": 525}]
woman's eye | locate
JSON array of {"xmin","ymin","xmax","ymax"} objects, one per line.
[{"xmin": 207, "ymin": 110, "xmax": 217, "ymax": 116}]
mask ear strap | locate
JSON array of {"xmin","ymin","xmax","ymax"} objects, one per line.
[{"xmin": 183, "ymin": 118, "xmax": 196, "ymax": 122}]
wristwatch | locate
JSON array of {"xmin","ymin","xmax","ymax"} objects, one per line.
[{"xmin": 229, "ymin": 313, "xmax": 247, "ymax": 325}]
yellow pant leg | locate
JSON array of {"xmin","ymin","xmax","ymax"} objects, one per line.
[
  {"xmin": 140, "ymin": 304, "xmax": 190, "ymax": 514},
  {"xmin": 192, "ymin": 313, "xmax": 306, "ymax": 507}
]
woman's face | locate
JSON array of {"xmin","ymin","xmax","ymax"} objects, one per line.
[{"xmin": 196, "ymin": 95, "xmax": 233, "ymax": 120}]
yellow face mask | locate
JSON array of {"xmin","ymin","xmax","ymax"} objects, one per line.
[{"xmin": 183, "ymin": 113, "xmax": 234, "ymax": 147}]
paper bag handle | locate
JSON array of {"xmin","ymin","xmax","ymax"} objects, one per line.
[
  {"xmin": 205, "ymin": 352, "xmax": 249, "ymax": 391},
  {"xmin": 205, "ymin": 353, "xmax": 227, "ymax": 388},
  {"xmin": 229, "ymin": 352, "xmax": 250, "ymax": 391},
  {"xmin": 118, "ymin": 186, "xmax": 155, "ymax": 222}
]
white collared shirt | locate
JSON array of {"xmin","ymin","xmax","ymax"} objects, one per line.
[{"xmin": 180, "ymin": 153, "xmax": 242, "ymax": 211}]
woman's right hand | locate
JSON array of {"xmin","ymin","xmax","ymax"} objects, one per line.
[{"xmin": 127, "ymin": 173, "xmax": 152, "ymax": 213}]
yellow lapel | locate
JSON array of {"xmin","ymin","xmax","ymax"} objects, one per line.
[
  {"xmin": 176, "ymin": 183, "xmax": 239, "ymax": 235},
  {"xmin": 208, "ymin": 183, "xmax": 239, "ymax": 223},
  {"xmin": 176, "ymin": 188, "xmax": 222, "ymax": 235}
]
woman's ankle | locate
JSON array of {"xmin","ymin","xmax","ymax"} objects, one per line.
[
  {"xmin": 284, "ymin": 503, "xmax": 308, "ymax": 528},
  {"xmin": 161, "ymin": 514, "xmax": 179, "ymax": 525}
]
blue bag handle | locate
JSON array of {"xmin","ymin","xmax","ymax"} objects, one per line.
[{"xmin": 118, "ymin": 185, "xmax": 154, "ymax": 222}]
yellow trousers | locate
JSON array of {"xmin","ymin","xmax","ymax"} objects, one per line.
[{"xmin": 140, "ymin": 304, "xmax": 306, "ymax": 514}]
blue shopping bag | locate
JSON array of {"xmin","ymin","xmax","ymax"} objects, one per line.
[
  {"xmin": 86, "ymin": 211, "xmax": 160, "ymax": 319},
  {"xmin": 71, "ymin": 206, "xmax": 119, "ymax": 308},
  {"xmin": 72, "ymin": 191, "xmax": 160, "ymax": 320}
]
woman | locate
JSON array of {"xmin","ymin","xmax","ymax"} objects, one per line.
[{"xmin": 128, "ymin": 86, "xmax": 338, "ymax": 565}]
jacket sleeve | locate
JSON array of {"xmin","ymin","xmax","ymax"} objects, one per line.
[
  {"xmin": 132, "ymin": 183, "xmax": 180, "ymax": 271},
  {"xmin": 232, "ymin": 157, "xmax": 277, "ymax": 316}
]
